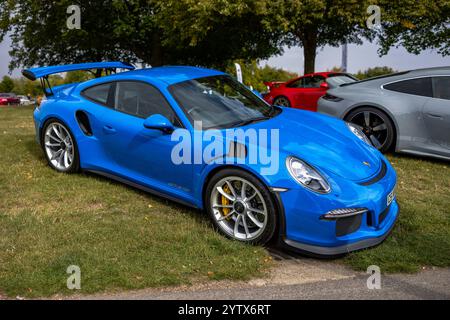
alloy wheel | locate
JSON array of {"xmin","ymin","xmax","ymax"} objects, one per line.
[
  {"xmin": 210, "ymin": 176, "xmax": 268, "ymax": 241},
  {"xmin": 274, "ymin": 97, "xmax": 290, "ymax": 108},
  {"xmin": 348, "ymin": 111, "xmax": 388, "ymax": 150},
  {"xmin": 44, "ymin": 122, "xmax": 75, "ymax": 171}
]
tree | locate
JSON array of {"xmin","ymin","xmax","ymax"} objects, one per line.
[
  {"xmin": 268, "ymin": 0, "xmax": 373, "ymax": 74},
  {"xmin": 266, "ymin": 0, "xmax": 448, "ymax": 74},
  {"xmin": 0, "ymin": 0, "xmax": 281, "ymax": 71},
  {"xmin": 0, "ymin": 76, "xmax": 14, "ymax": 92},
  {"xmin": 376, "ymin": 1, "xmax": 449, "ymax": 57},
  {"xmin": 354, "ymin": 66, "xmax": 396, "ymax": 80}
]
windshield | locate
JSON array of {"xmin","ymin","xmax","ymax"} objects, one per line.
[
  {"xmin": 169, "ymin": 75, "xmax": 276, "ymax": 129},
  {"xmin": 326, "ymin": 74, "xmax": 357, "ymax": 87}
]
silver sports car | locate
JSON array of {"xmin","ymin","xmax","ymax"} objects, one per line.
[{"xmin": 317, "ymin": 67, "xmax": 450, "ymax": 160}]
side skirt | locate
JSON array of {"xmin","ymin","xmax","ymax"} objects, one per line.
[{"xmin": 85, "ymin": 170, "xmax": 200, "ymax": 209}]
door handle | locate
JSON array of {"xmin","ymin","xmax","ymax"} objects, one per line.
[
  {"xmin": 425, "ymin": 113, "xmax": 443, "ymax": 120},
  {"xmin": 103, "ymin": 125, "xmax": 117, "ymax": 134}
]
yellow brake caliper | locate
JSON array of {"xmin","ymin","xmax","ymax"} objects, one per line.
[{"xmin": 221, "ymin": 184, "xmax": 231, "ymax": 219}]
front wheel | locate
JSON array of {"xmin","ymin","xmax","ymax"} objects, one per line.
[
  {"xmin": 205, "ymin": 169, "xmax": 277, "ymax": 245},
  {"xmin": 345, "ymin": 107, "xmax": 395, "ymax": 153},
  {"xmin": 273, "ymin": 96, "xmax": 291, "ymax": 108},
  {"xmin": 42, "ymin": 120, "xmax": 80, "ymax": 173}
]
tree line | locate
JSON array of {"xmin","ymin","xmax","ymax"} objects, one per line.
[
  {"xmin": 1, "ymin": 64, "xmax": 397, "ymax": 97},
  {"xmin": 0, "ymin": 0, "xmax": 448, "ymax": 75}
]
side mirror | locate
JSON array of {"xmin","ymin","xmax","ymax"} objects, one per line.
[
  {"xmin": 143, "ymin": 114, "xmax": 174, "ymax": 134},
  {"xmin": 320, "ymin": 82, "xmax": 329, "ymax": 89}
]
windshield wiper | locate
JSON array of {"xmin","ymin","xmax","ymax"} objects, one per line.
[{"xmin": 233, "ymin": 116, "xmax": 270, "ymax": 127}]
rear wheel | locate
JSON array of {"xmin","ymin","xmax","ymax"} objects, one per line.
[
  {"xmin": 205, "ymin": 169, "xmax": 276, "ymax": 245},
  {"xmin": 345, "ymin": 107, "xmax": 395, "ymax": 153},
  {"xmin": 42, "ymin": 120, "xmax": 80, "ymax": 173},
  {"xmin": 273, "ymin": 96, "xmax": 291, "ymax": 108}
]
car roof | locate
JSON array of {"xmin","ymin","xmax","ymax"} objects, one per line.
[
  {"xmin": 117, "ymin": 66, "xmax": 225, "ymax": 85},
  {"xmin": 341, "ymin": 66, "xmax": 450, "ymax": 88},
  {"xmin": 287, "ymin": 71, "xmax": 349, "ymax": 83}
]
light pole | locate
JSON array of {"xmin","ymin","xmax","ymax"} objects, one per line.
[{"xmin": 341, "ymin": 43, "xmax": 348, "ymax": 72}]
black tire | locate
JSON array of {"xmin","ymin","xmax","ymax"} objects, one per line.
[
  {"xmin": 273, "ymin": 96, "xmax": 291, "ymax": 108},
  {"xmin": 41, "ymin": 119, "xmax": 80, "ymax": 173},
  {"xmin": 345, "ymin": 107, "xmax": 395, "ymax": 153},
  {"xmin": 204, "ymin": 168, "xmax": 277, "ymax": 245}
]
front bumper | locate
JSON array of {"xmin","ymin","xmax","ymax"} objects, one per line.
[
  {"xmin": 278, "ymin": 158, "xmax": 398, "ymax": 256},
  {"xmin": 284, "ymin": 200, "xmax": 398, "ymax": 255}
]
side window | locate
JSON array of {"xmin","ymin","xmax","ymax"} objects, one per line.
[
  {"xmin": 83, "ymin": 83, "xmax": 113, "ymax": 105},
  {"xmin": 114, "ymin": 81, "xmax": 180, "ymax": 126},
  {"xmin": 305, "ymin": 75, "xmax": 325, "ymax": 88},
  {"xmin": 384, "ymin": 77, "xmax": 433, "ymax": 97},
  {"xmin": 432, "ymin": 77, "xmax": 450, "ymax": 100},
  {"xmin": 287, "ymin": 78, "xmax": 303, "ymax": 88}
]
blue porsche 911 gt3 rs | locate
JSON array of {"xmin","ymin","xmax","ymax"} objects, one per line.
[{"xmin": 23, "ymin": 62, "xmax": 398, "ymax": 256}]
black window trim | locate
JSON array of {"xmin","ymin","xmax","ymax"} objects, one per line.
[{"xmin": 81, "ymin": 79, "xmax": 185, "ymax": 128}]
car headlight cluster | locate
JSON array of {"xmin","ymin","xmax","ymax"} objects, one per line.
[
  {"xmin": 346, "ymin": 122, "xmax": 372, "ymax": 146},
  {"xmin": 286, "ymin": 157, "xmax": 331, "ymax": 194}
]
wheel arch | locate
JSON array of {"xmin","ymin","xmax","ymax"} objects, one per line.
[
  {"xmin": 200, "ymin": 164, "xmax": 286, "ymax": 242},
  {"xmin": 39, "ymin": 115, "xmax": 74, "ymax": 149},
  {"xmin": 343, "ymin": 104, "xmax": 399, "ymax": 151},
  {"xmin": 273, "ymin": 95, "xmax": 291, "ymax": 107}
]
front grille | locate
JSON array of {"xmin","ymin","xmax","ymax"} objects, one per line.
[{"xmin": 358, "ymin": 161, "xmax": 387, "ymax": 186}]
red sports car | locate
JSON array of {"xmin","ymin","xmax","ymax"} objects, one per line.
[
  {"xmin": 263, "ymin": 72, "xmax": 357, "ymax": 111},
  {"xmin": 0, "ymin": 93, "xmax": 21, "ymax": 106}
]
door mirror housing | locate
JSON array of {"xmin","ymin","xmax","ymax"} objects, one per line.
[
  {"xmin": 143, "ymin": 114, "xmax": 174, "ymax": 134},
  {"xmin": 320, "ymin": 82, "xmax": 329, "ymax": 89}
]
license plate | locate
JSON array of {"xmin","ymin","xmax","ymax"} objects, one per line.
[{"xmin": 387, "ymin": 188, "xmax": 395, "ymax": 206}]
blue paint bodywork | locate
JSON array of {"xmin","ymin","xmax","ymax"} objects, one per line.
[{"xmin": 30, "ymin": 63, "xmax": 398, "ymax": 255}]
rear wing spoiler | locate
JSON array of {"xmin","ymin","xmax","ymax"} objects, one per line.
[{"xmin": 22, "ymin": 61, "xmax": 135, "ymax": 96}]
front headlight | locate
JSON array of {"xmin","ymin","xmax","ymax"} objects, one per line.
[
  {"xmin": 286, "ymin": 157, "xmax": 331, "ymax": 194},
  {"xmin": 346, "ymin": 122, "xmax": 372, "ymax": 146}
]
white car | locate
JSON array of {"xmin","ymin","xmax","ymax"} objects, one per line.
[{"xmin": 17, "ymin": 95, "xmax": 33, "ymax": 105}]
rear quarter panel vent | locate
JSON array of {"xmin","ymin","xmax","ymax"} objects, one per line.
[{"xmin": 75, "ymin": 110, "xmax": 93, "ymax": 136}]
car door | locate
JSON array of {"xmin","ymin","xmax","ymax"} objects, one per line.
[
  {"xmin": 97, "ymin": 80, "xmax": 194, "ymax": 200},
  {"xmin": 423, "ymin": 76, "xmax": 450, "ymax": 151},
  {"xmin": 298, "ymin": 75, "xmax": 326, "ymax": 111},
  {"xmin": 283, "ymin": 77, "xmax": 304, "ymax": 108}
]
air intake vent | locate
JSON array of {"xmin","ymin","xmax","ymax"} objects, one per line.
[{"xmin": 76, "ymin": 110, "xmax": 93, "ymax": 136}]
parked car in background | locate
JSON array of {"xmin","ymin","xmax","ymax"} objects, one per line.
[
  {"xmin": 0, "ymin": 93, "xmax": 21, "ymax": 106},
  {"xmin": 263, "ymin": 72, "xmax": 357, "ymax": 111},
  {"xmin": 317, "ymin": 67, "xmax": 450, "ymax": 160},
  {"xmin": 17, "ymin": 95, "xmax": 33, "ymax": 105}
]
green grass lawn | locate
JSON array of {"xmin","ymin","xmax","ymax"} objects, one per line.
[
  {"xmin": 344, "ymin": 153, "xmax": 450, "ymax": 272},
  {"xmin": 0, "ymin": 105, "xmax": 449, "ymax": 297}
]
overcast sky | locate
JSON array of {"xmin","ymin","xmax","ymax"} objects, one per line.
[{"xmin": 0, "ymin": 35, "xmax": 449, "ymax": 78}]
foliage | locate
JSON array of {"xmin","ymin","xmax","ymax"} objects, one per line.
[
  {"xmin": 0, "ymin": 0, "xmax": 281, "ymax": 71},
  {"xmin": 267, "ymin": 0, "xmax": 374, "ymax": 73},
  {"xmin": 225, "ymin": 60, "xmax": 298, "ymax": 92},
  {"xmin": 1, "ymin": 1, "xmax": 448, "ymax": 76},
  {"xmin": 354, "ymin": 66, "xmax": 396, "ymax": 80},
  {"xmin": 0, "ymin": 76, "xmax": 14, "ymax": 92},
  {"xmin": 376, "ymin": 1, "xmax": 450, "ymax": 57}
]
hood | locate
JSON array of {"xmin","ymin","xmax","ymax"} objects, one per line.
[{"xmin": 246, "ymin": 108, "xmax": 381, "ymax": 181}]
